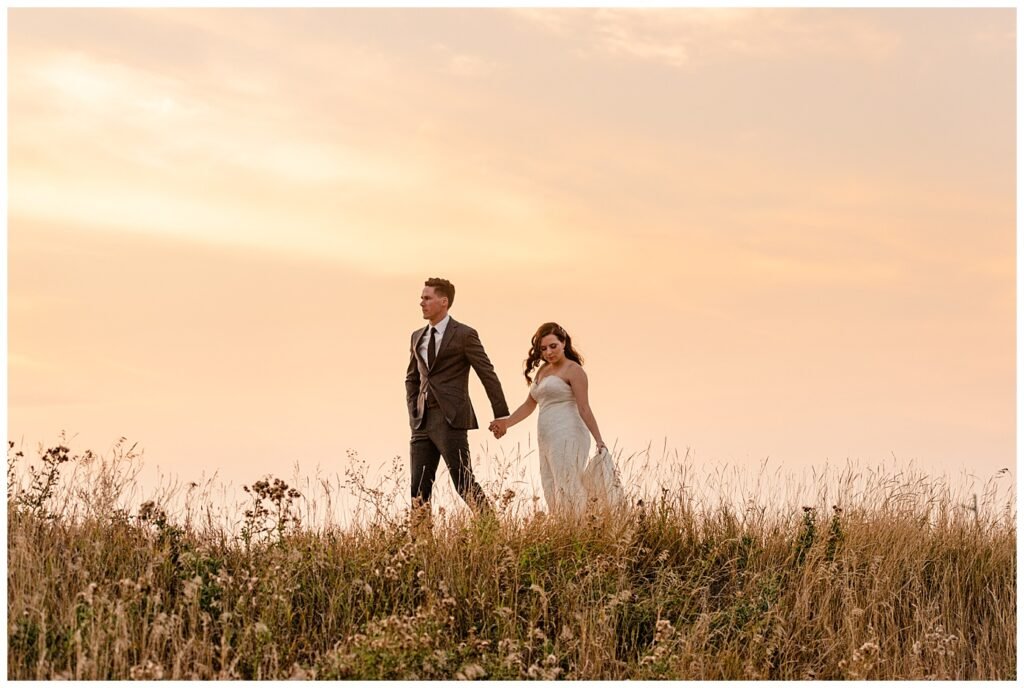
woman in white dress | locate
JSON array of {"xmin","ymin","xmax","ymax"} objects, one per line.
[{"xmin": 489, "ymin": 323, "xmax": 608, "ymax": 514}]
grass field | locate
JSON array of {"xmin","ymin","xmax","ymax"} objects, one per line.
[{"xmin": 6, "ymin": 439, "xmax": 1016, "ymax": 679}]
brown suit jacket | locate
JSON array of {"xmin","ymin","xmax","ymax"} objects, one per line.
[{"xmin": 405, "ymin": 318, "xmax": 509, "ymax": 430}]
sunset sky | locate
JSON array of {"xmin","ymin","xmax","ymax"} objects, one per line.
[{"xmin": 7, "ymin": 8, "xmax": 1016, "ymax": 507}]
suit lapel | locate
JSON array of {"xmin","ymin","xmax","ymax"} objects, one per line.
[
  {"xmin": 434, "ymin": 318, "xmax": 458, "ymax": 366},
  {"xmin": 413, "ymin": 326, "xmax": 429, "ymax": 369}
]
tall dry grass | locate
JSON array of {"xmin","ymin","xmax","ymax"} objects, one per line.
[{"xmin": 6, "ymin": 439, "xmax": 1016, "ymax": 679}]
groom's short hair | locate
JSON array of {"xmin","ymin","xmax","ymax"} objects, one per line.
[{"xmin": 425, "ymin": 277, "xmax": 455, "ymax": 307}]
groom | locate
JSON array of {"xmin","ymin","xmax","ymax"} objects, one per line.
[{"xmin": 405, "ymin": 277, "xmax": 509, "ymax": 520}]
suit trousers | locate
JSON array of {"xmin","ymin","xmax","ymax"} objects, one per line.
[{"xmin": 410, "ymin": 401, "xmax": 492, "ymax": 514}]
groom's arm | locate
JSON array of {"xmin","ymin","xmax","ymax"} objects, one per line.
[
  {"xmin": 464, "ymin": 327, "xmax": 510, "ymax": 419},
  {"xmin": 405, "ymin": 339, "xmax": 420, "ymax": 411}
]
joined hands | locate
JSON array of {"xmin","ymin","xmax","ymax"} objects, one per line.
[{"xmin": 489, "ymin": 419, "xmax": 509, "ymax": 439}]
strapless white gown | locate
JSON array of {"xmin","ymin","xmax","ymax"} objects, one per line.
[
  {"xmin": 531, "ymin": 375, "xmax": 627, "ymax": 514},
  {"xmin": 531, "ymin": 376, "xmax": 589, "ymax": 513}
]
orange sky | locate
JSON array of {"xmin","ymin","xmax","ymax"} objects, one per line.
[{"xmin": 6, "ymin": 8, "xmax": 1016, "ymax": 505}]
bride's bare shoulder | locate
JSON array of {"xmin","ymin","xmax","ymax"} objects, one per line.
[{"xmin": 565, "ymin": 361, "xmax": 587, "ymax": 379}]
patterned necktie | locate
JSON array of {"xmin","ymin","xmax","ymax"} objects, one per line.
[{"xmin": 427, "ymin": 326, "xmax": 437, "ymax": 368}]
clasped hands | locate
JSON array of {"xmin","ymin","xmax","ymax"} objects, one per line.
[{"xmin": 489, "ymin": 418, "xmax": 509, "ymax": 439}]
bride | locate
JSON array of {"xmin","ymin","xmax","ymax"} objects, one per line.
[{"xmin": 489, "ymin": 322, "xmax": 621, "ymax": 514}]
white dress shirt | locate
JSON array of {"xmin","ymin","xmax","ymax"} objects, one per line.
[{"xmin": 418, "ymin": 314, "xmax": 450, "ymax": 366}]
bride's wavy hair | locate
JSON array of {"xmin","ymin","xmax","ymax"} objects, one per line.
[{"xmin": 524, "ymin": 322, "xmax": 584, "ymax": 384}]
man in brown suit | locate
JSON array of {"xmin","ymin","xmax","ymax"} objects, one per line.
[{"xmin": 406, "ymin": 277, "xmax": 509, "ymax": 518}]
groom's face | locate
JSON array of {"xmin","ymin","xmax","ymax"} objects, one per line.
[{"xmin": 420, "ymin": 287, "xmax": 449, "ymax": 322}]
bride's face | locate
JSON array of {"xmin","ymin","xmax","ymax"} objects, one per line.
[{"xmin": 539, "ymin": 334, "xmax": 566, "ymax": 364}]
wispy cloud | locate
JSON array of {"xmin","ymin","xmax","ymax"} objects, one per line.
[
  {"xmin": 433, "ymin": 43, "xmax": 495, "ymax": 78},
  {"xmin": 8, "ymin": 16, "xmax": 574, "ymax": 274},
  {"xmin": 512, "ymin": 8, "xmax": 902, "ymax": 69}
]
